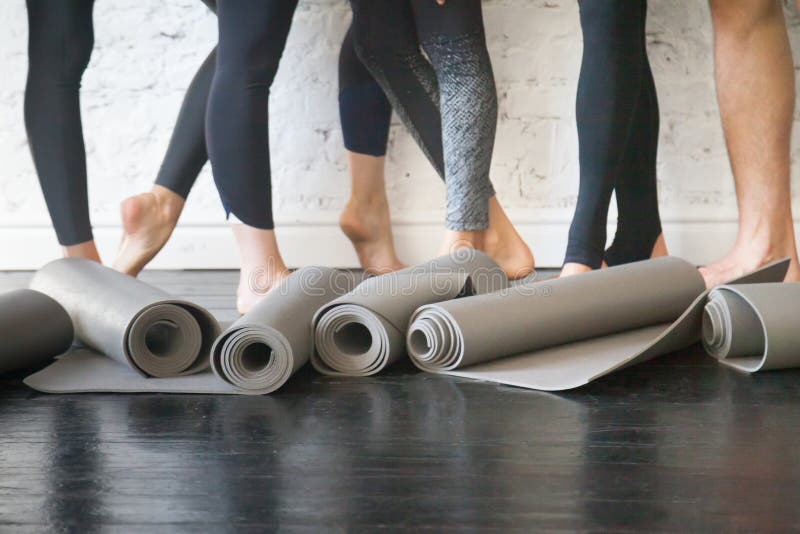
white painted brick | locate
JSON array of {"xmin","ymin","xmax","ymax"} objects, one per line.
[{"xmin": 2, "ymin": 0, "xmax": 800, "ymax": 259}]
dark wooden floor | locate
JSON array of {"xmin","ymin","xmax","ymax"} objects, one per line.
[{"xmin": 1, "ymin": 270, "xmax": 800, "ymax": 532}]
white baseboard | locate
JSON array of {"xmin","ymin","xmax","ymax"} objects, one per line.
[{"xmin": 3, "ymin": 219, "xmax": 796, "ymax": 271}]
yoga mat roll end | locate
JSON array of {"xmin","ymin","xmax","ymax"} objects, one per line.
[
  {"xmin": 126, "ymin": 300, "xmax": 221, "ymax": 378},
  {"xmin": 211, "ymin": 324, "xmax": 294, "ymax": 395},
  {"xmin": 0, "ymin": 289, "xmax": 75, "ymax": 374}
]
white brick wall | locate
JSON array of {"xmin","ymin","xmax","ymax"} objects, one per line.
[{"xmin": 1, "ymin": 0, "xmax": 799, "ymax": 268}]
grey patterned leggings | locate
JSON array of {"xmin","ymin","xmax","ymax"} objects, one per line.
[{"xmin": 349, "ymin": 0, "xmax": 497, "ymax": 231}]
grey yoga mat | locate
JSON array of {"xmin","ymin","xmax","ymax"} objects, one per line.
[
  {"xmin": 311, "ymin": 249, "xmax": 509, "ymax": 376},
  {"xmin": 29, "ymin": 258, "xmax": 220, "ymax": 378},
  {"xmin": 702, "ymin": 283, "xmax": 800, "ymax": 373},
  {"xmin": 406, "ymin": 256, "xmax": 790, "ymax": 391},
  {"xmin": 25, "ymin": 266, "xmax": 359, "ymax": 395},
  {"xmin": 211, "ymin": 266, "xmax": 358, "ymax": 393},
  {"xmin": 0, "ymin": 289, "xmax": 74, "ymax": 374}
]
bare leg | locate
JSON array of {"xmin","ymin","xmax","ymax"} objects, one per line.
[
  {"xmin": 438, "ymin": 230, "xmax": 484, "ymax": 256},
  {"xmin": 701, "ymin": 0, "xmax": 800, "ymax": 287},
  {"xmin": 113, "ymin": 185, "xmax": 185, "ymax": 276},
  {"xmin": 231, "ymin": 224, "xmax": 290, "ymax": 315},
  {"xmin": 651, "ymin": 234, "xmax": 668, "ymax": 258},
  {"xmin": 560, "ymin": 262, "xmax": 593, "ymax": 278},
  {"xmin": 339, "ymin": 151, "xmax": 404, "ymax": 274},
  {"xmin": 63, "ymin": 240, "xmax": 101, "ymax": 263}
]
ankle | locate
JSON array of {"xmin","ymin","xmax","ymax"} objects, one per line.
[
  {"xmin": 346, "ymin": 192, "xmax": 389, "ymax": 211},
  {"xmin": 63, "ymin": 240, "xmax": 101, "ymax": 263},
  {"xmin": 239, "ymin": 262, "xmax": 289, "ymax": 300},
  {"xmin": 441, "ymin": 230, "xmax": 484, "ymax": 254},
  {"xmin": 734, "ymin": 226, "xmax": 798, "ymax": 263},
  {"xmin": 150, "ymin": 185, "xmax": 185, "ymax": 223}
]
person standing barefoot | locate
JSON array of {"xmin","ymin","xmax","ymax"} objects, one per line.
[
  {"xmin": 337, "ymin": 26, "xmax": 404, "ymax": 274},
  {"xmin": 116, "ymin": 12, "xmax": 406, "ymax": 279},
  {"xmin": 700, "ymin": 0, "xmax": 800, "ymax": 287},
  {"xmin": 561, "ymin": 0, "xmax": 667, "ymax": 278},
  {"xmin": 349, "ymin": 0, "xmax": 535, "ymax": 279},
  {"xmin": 25, "ymin": 0, "xmax": 101, "ymax": 262},
  {"xmin": 114, "ymin": 1, "xmax": 217, "ymax": 277},
  {"xmin": 116, "ymin": 0, "xmax": 298, "ymax": 315}
]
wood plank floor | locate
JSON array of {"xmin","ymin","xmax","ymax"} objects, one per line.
[{"xmin": 1, "ymin": 270, "xmax": 800, "ymax": 532}]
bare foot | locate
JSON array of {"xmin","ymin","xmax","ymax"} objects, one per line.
[
  {"xmin": 438, "ymin": 229, "xmax": 484, "ymax": 256},
  {"xmin": 64, "ymin": 240, "xmax": 102, "ymax": 263},
  {"xmin": 560, "ymin": 263, "xmax": 592, "ymax": 278},
  {"xmin": 237, "ymin": 263, "xmax": 291, "ymax": 315},
  {"xmin": 231, "ymin": 224, "xmax": 291, "ymax": 315},
  {"xmin": 482, "ymin": 196, "xmax": 535, "ymax": 280},
  {"xmin": 699, "ymin": 240, "xmax": 800, "ymax": 288},
  {"xmin": 340, "ymin": 198, "xmax": 405, "ymax": 275},
  {"xmin": 113, "ymin": 185, "xmax": 184, "ymax": 276}
]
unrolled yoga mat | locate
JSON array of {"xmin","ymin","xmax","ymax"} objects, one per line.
[
  {"xmin": 311, "ymin": 249, "xmax": 509, "ymax": 376},
  {"xmin": 25, "ymin": 266, "xmax": 359, "ymax": 394},
  {"xmin": 406, "ymin": 256, "xmax": 790, "ymax": 391},
  {"xmin": 25, "ymin": 348, "xmax": 240, "ymax": 394},
  {"xmin": 29, "ymin": 258, "xmax": 220, "ymax": 378},
  {"xmin": 0, "ymin": 289, "xmax": 74, "ymax": 374},
  {"xmin": 702, "ymin": 283, "xmax": 800, "ymax": 373}
]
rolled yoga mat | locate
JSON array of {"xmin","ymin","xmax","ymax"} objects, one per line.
[
  {"xmin": 311, "ymin": 249, "xmax": 509, "ymax": 376},
  {"xmin": 28, "ymin": 258, "xmax": 220, "ymax": 378},
  {"xmin": 211, "ymin": 266, "xmax": 358, "ymax": 393},
  {"xmin": 25, "ymin": 266, "xmax": 359, "ymax": 394},
  {"xmin": 406, "ymin": 256, "xmax": 790, "ymax": 391},
  {"xmin": 702, "ymin": 283, "xmax": 800, "ymax": 373},
  {"xmin": 0, "ymin": 289, "xmax": 74, "ymax": 374}
]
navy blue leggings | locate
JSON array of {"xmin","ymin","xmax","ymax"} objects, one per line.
[
  {"xmin": 564, "ymin": 0, "xmax": 663, "ymax": 268},
  {"xmin": 339, "ymin": 26, "xmax": 392, "ymax": 157}
]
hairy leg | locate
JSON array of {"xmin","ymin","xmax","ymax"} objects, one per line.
[{"xmin": 702, "ymin": 0, "xmax": 799, "ymax": 286}]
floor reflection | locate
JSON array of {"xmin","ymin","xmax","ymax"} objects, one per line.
[
  {"xmin": 45, "ymin": 398, "xmax": 108, "ymax": 531},
  {"xmin": 1, "ymin": 347, "xmax": 799, "ymax": 530}
]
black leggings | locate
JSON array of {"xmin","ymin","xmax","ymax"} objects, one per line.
[
  {"xmin": 25, "ymin": 0, "xmax": 95, "ymax": 246},
  {"xmin": 24, "ymin": 0, "xmax": 296, "ymax": 243},
  {"xmin": 24, "ymin": 0, "xmax": 218, "ymax": 246},
  {"xmin": 564, "ymin": 0, "xmax": 662, "ymax": 268},
  {"xmin": 153, "ymin": 0, "xmax": 217, "ymax": 200},
  {"xmin": 206, "ymin": 0, "xmax": 298, "ymax": 229},
  {"xmin": 349, "ymin": 0, "xmax": 497, "ymax": 231}
]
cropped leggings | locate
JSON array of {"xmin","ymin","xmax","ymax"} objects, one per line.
[
  {"xmin": 25, "ymin": 0, "xmax": 217, "ymax": 245},
  {"xmin": 26, "ymin": 0, "xmax": 490, "ymax": 242},
  {"xmin": 348, "ymin": 0, "xmax": 497, "ymax": 231},
  {"xmin": 153, "ymin": 0, "xmax": 299, "ymax": 229},
  {"xmin": 24, "ymin": 0, "xmax": 296, "ymax": 244},
  {"xmin": 564, "ymin": 0, "xmax": 663, "ymax": 268},
  {"xmin": 25, "ymin": 0, "xmax": 96, "ymax": 246}
]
